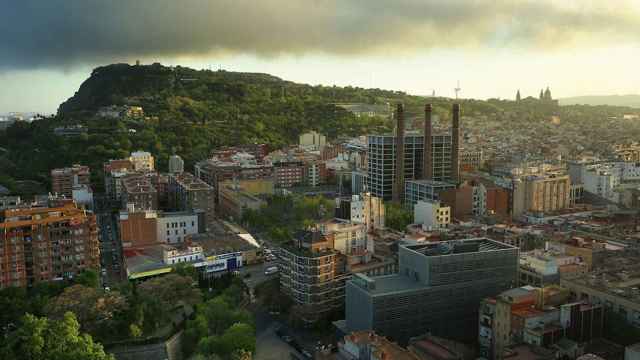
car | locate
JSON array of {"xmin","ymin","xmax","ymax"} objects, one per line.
[
  {"xmin": 281, "ymin": 335, "xmax": 292, "ymax": 343},
  {"xmin": 264, "ymin": 266, "xmax": 279, "ymax": 275},
  {"xmin": 301, "ymin": 349, "xmax": 313, "ymax": 359}
]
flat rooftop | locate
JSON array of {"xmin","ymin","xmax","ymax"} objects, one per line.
[
  {"xmin": 404, "ymin": 237, "xmax": 516, "ymax": 257},
  {"xmin": 353, "ymin": 273, "xmax": 428, "ymax": 296},
  {"xmin": 405, "ymin": 179, "xmax": 456, "ymax": 187}
]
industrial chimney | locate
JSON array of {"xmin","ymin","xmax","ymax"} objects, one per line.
[
  {"xmin": 423, "ymin": 104, "xmax": 433, "ymax": 180},
  {"xmin": 393, "ymin": 103, "xmax": 405, "ymax": 204},
  {"xmin": 451, "ymin": 103, "xmax": 460, "ymax": 184}
]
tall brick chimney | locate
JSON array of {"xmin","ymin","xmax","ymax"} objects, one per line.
[
  {"xmin": 423, "ymin": 104, "xmax": 433, "ymax": 180},
  {"xmin": 393, "ymin": 103, "xmax": 405, "ymax": 204},
  {"xmin": 452, "ymin": 103, "xmax": 460, "ymax": 184}
]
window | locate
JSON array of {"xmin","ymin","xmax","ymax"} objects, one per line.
[
  {"xmin": 167, "ymin": 230, "xmax": 170, "ymax": 235},
  {"xmin": 166, "ymin": 223, "xmax": 169, "ymax": 229}
]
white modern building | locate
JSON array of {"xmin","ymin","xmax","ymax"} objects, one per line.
[
  {"xmin": 570, "ymin": 162, "xmax": 640, "ymax": 204},
  {"xmin": 72, "ymin": 185, "xmax": 94, "ymax": 210},
  {"xmin": 162, "ymin": 244, "xmax": 204, "ymax": 265},
  {"xmin": 156, "ymin": 212, "xmax": 199, "ymax": 244},
  {"xmin": 413, "ymin": 200, "xmax": 450, "ymax": 230}
]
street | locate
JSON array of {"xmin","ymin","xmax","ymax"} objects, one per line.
[{"xmin": 96, "ymin": 212, "xmax": 125, "ymax": 287}]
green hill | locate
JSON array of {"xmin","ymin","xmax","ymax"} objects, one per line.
[{"xmin": 0, "ymin": 62, "xmax": 557, "ymax": 193}]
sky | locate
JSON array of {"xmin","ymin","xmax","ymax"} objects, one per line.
[{"xmin": 2, "ymin": 0, "xmax": 640, "ymax": 114}]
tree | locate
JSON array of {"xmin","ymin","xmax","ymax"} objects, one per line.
[
  {"xmin": 206, "ymin": 323, "xmax": 256, "ymax": 358},
  {"xmin": 75, "ymin": 269, "xmax": 100, "ymax": 288},
  {"xmin": 136, "ymin": 274, "xmax": 202, "ymax": 333},
  {"xmin": 183, "ymin": 296, "xmax": 253, "ymax": 358},
  {"xmin": 46, "ymin": 284, "xmax": 128, "ymax": 340},
  {"xmin": 385, "ymin": 203, "xmax": 412, "ymax": 231},
  {"xmin": 1, "ymin": 312, "xmax": 114, "ymax": 360}
]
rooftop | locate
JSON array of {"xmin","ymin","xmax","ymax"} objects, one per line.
[{"xmin": 404, "ymin": 237, "xmax": 516, "ymax": 257}]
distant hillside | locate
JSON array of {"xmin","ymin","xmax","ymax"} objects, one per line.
[
  {"xmin": 0, "ymin": 62, "xmax": 562, "ymax": 192},
  {"xmin": 559, "ymin": 95, "xmax": 640, "ymax": 108}
]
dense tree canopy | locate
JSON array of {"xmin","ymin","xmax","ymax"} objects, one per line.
[{"xmin": 0, "ymin": 312, "xmax": 114, "ymax": 360}]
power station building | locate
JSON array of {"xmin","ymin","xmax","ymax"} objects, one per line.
[
  {"xmin": 366, "ymin": 103, "xmax": 462, "ymax": 203},
  {"xmin": 345, "ymin": 238, "xmax": 519, "ymax": 345}
]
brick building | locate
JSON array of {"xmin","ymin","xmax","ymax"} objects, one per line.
[{"xmin": 51, "ymin": 165, "xmax": 90, "ymax": 198}]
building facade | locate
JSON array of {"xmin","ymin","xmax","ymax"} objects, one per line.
[
  {"xmin": 51, "ymin": 165, "xmax": 90, "ymax": 198},
  {"xmin": 168, "ymin": 172, "xmax": 216, "ymax": 232},
  {"xmin": 405, "ymin": 180, "xmax": 456, "ymax": 211},
  {"xmin": 367, "ymin": 134, "xmax": 424, "ymax": 201},
  {"xmin": 0, "ymin": 203, "xmax": 100, "ymax": 288},
  {"xmin": 414, "ymin": 200, "xmax": 451, "ymax": 230},
  {"xmin": 168, "ymin": 155, "xmax": 185, "ymax": 174},
  {"xmin": 346, "ymin": 238, "xmax": 519, "ymax": 345},
  {"xmin": 128, "ymin": 150, "xmax": 155, "ymax": 171}
]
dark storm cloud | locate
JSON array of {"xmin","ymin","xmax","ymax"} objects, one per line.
[{"xmin": 1, "ymin": 0, "xmax": 638, "ymax": 70}]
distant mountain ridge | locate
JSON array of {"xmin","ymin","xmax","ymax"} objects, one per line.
[{"xmin": 559, "ymin": 94, "xmax": 640, "ymax": 108}]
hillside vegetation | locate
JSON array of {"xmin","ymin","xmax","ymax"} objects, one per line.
[{"xmin": 2, "ymin": 62, "xmax": 630, "ymax": 193}]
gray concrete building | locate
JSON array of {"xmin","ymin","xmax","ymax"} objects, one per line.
[
  {"xmin": 345, "ymin": 238, "xmax": 519, "ymax": 345},
  {"xmin": 404, "ymin": 179, "xmax": 456, "ymax": 211}
]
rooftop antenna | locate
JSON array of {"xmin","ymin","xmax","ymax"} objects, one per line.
[{"xmin": 454, "ymin": 80, "xmax": 461, "ymax": 100}]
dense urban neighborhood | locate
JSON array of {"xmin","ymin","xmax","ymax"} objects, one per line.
[{"xmin": 2, "ymin": 63, "xmax": 640, "ymax": 360}]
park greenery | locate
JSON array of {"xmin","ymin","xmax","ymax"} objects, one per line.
[
  {"xmin": 241, "ymin": 194, "xmax": 335, "ymax": 243},
  {"xmin": 0, "ymin": 312, "xmax": 114, "ymax": 360},
  {"xmin": 0, "ymin": 262, "xmax": 258, "ymax": 359},
  {"xmin": 183, "ymin": 277, "xmax": 255, "ymax": 359}
]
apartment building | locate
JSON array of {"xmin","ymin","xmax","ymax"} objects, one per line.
[
  {"xmin": 479, "ymin": 286, "xmax": 603, "ymax": 360},
  {"xmin": 121, "ymin": 174, "xmax": 158, "ymax": 211},
  {"xmin": 512, "ymin": 174, "xmax": 571, "ymax": 217},
  {"xmin": 273, "ymin": 161, "xmax": 305, "ymax": 188},
  {"xmin": 299, "ymin": 131, "xmax": 327, "ymax": 151},
  {"xmin": 128, "ymin": 150, "xmax": 155, "ymax": 171},
  {"xmin": 194, "ymin": 154, "xmax": 273, "ymax": 197},
  {"xmin": 346, "ymin": 238, "xmax": 518, "ymax": 344},
  {"xmin": 103, "ymin": 159, "xmax": 135, "ymax": 201},
  {"xmin": 278, "ymin": 229, "xmax": 348, "ymax": 323},
  {"xmin": 169, "ymin": 172, "xmax": 215, "ymax": 232},
  {"xmin": 560, "ymin": 253, "xmax": 640, "ymax": 329},
  {"xmin": 51, "ymin": 164, "xmax": 90, "ymax": 198},
  {"xmin": 335, "ymin": 193, "xmax": 386, "ymax": 232},
  {"xmin": 414, "ymin": 200, "xmax": 450, "ymax": 230},
  {"xmin": 0, "ymin": 203, "xmax": 100, "ymax": 288}
]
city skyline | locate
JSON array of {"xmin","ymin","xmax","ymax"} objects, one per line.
[{"xmin": 3, "ymin": 0, "xmax": 640, "ymax": 113}]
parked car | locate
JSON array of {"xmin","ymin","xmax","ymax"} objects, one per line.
[{"xmin": 264, "ymin": 266, "xmax": 279, "ymax": 275}]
